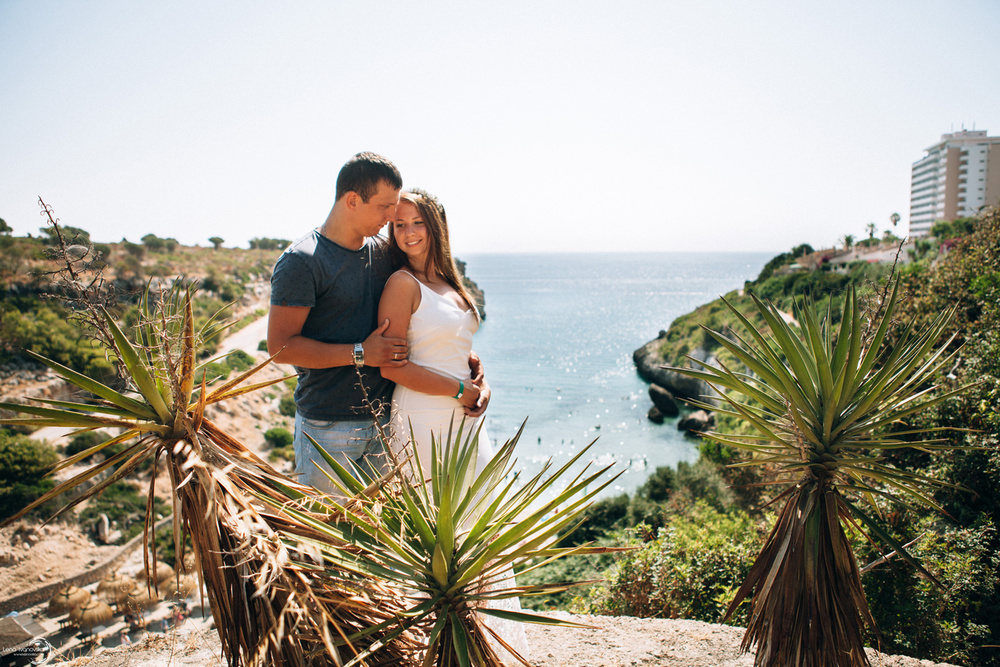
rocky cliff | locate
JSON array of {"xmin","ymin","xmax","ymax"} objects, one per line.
[{"xmin": 632, "ymin": 331, "xmax": 719, "ymax": 405}]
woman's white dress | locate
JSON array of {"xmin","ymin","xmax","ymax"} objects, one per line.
[
  {"xmin": 388, "ymin": 272, "xmax": 530, "ymax": 664},
  {"xmin": 388, "ymin": 273, "xmax": 490, "ymax": 478}
]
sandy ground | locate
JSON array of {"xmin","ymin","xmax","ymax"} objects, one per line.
[
  {"xmin": 0, "ymin": 522, "xmax": 120, "ymax": 594},
  {"xmin": 51, "ymin": 612, "xmax": 961, "ymax": 667}
]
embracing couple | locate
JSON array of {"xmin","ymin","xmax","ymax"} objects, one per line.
[
  {"xmin": 267, "ymin": 152, "xmax": 527, "ymax": 663},
  {"xmin": 267, "ymin": 151, "xmax": 491, "ymax": 488}
]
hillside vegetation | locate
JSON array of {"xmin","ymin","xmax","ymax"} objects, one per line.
[{"xmin": 1, "ymin": 228, "xmax": 279, "ymax": 381}]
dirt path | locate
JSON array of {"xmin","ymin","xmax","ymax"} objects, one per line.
[{"xmin": 216, "ymin": 315, "xmax": 269, "ymax": 356}]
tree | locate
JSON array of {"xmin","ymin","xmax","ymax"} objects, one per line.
[
  {"xmin": 840, "ymin": 234, "xmax": 855, "ymax": 250},
  {"xmin": 0, "ymin": 218, "xmax": 11, "ymax": 234},
  {"xmin": 208, "ymin": 236, "xmax": 224, "ymax": 250},
  {"xmin": 890, "ymin": 212, "xmax": 900, "ymax": 228},
  {"xmin": 671, "ymin": 280, "xmax": 969, "ymax": 667},
  {"xmin": 40, "ymin": 224, "xmax": 90, "ymax": 246},
  {"xmin": 865, "ymin": 221, "xmax": 877, "ymax": 240},
  {"xmin": 792, "ymin": 243, "xmax": 814, "ymax": 257},
  {"xmin": 249, "ymin": 237, "xmax": 290, "ymax": 250},
  {"xmin": 141, "ymin": 233, "xmax": 165, "ymax": 251}
]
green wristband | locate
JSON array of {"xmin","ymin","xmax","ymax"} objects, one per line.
[{"xmin": 454, "ymin": 380, "xmax": 465, "ymax": 399}]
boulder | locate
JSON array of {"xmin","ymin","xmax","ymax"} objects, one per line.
[
  {"xmin": 677, "ymin": 410, "xmax": 715, "ymax": 434},
  {"xmin": 648, "ymin": 384, "xmax": 679, "ymax": 417},
  {"xmin": 646, "ymin": 407, "xmax": 664, "ymax": 424},
  {"xmin": 94, "ymin": 513, "xmax": 121, "ymax": 545}
]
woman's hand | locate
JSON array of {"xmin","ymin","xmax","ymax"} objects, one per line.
[
  {"xmin": 458, "ymin": 380, "xmax": 482, "ymax": 410},
  {"xmin": 464, "ymin": 378, "xmax": 490, "ymax": 417}
]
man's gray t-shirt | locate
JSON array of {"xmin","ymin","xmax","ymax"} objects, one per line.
[{"xmin": 270, "ymin": 230, "xmax": 394, "ymax": 420}]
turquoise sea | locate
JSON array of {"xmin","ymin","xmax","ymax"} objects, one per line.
[{"xmin": 461, "ymin": 252, "xmax": 773, "ymax": 499}]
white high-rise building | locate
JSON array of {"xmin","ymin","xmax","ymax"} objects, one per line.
[{"xmin": 909, "ymin": 129, "xmax": 1000, "ymax": 237}]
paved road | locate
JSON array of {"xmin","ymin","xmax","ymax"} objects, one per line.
[{"xmin": 217, "ymin": 314, "xmax": 269, "ymax": 357}]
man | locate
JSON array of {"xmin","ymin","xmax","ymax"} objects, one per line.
[{"xmin": 268, "ymin": 152, "xmax": 488, "ymax": 494}]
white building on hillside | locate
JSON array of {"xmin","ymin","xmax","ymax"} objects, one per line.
[{"xmin": 909, "ymin": 129, "xmax": 1000, "ymax": 237}]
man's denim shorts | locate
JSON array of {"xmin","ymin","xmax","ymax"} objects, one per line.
[{"xmin": 293, "ymin": 413, "xmax": 389, "ymax": 497}]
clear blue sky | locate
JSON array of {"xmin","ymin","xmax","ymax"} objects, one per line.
[{"xmin": 2, "ymin": 1, "xmax": 998, "ymax": 254}]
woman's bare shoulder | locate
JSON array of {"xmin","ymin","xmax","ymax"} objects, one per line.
[
  {"xmin": 385, "ymin": 269, "xmax": 420, "ymax": 290},
  {"xmin": 381, "ymin": 270, "xmax": 421, "ymax": 312}
]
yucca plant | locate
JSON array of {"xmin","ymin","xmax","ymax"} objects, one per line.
[
  {"xmin": 669, "ymin": 279, "xmax": 971, "ymax": 667},
  {"xmin": 3, "ymin": 210, "xmax": 621, "ymax": 665},
  {"xmin": 261, "ymin": 420, "xmax": 620, "ymax": 667},
  {"xmin": 0, "ymin": 282, "xmax": 421, "ymax": 665}
]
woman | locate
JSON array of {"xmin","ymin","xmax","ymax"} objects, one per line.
[
  {"xmin": 378, "ymin": 189, "xmax": 529, "ymax": 664},
  {"xmin": 378, "ymin": 189, "xmax": 488, "ymax": 477}
]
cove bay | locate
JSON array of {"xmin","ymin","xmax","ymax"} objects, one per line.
[{"xmin": 463, "ymin": 252, "xmax": 773, "ymax": 498}]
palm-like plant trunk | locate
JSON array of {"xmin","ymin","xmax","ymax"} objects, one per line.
[
  {"xmin": 1, "ymin": 286, "xmax": 420, "ymax": 666},
  {"xmin": 735, "ymin": 474, "xmax": 872, "ymax": 667}
]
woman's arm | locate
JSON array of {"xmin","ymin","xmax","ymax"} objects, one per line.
[{"xmin": 379, "ymin": 272, "xmax": 481, "ymax": 409}]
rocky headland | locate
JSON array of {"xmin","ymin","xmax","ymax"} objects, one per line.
[{"xmin": 632, "ymin": 329, "xmax": 723, "ymax": 430}]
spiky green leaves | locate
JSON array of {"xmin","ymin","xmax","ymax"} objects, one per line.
[
  {"xmin": 260, "ymin": 420, "xmax": 619, "ymax": 666},
  {"xmin": 672, "ymin": 281, "xmax": 967, "ymax": 503}
]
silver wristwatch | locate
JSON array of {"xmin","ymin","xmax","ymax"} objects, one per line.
[{"xmin": 353, "ymin": 342, "xmax": 365, "ymax": 367}]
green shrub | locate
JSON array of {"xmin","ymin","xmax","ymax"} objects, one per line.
[
  {"xmin": 637, "ymin": 466, "xmax": 674, "ymax": 503},
  {"xmin": 558, "ymin": 494, "xmax": 629, "ymax": 547},
  {"xmin": 278, "ymin": 394, "xmax": 297, "ymax": 418},
  {"xmin": 637, "ymin": 459, "xmax": 734, "ymax": 513},
  {"xmin": 268, "ymin": 446, "xmax": 295, "ymax": 464},
  {"xmin": 258, "ymin": 339, "xmax": 269, "ymax": 352},
  {"xmin": 264, "ymin": 428, "xmax": 293, "ymax": 449},
  {"xmin": 196, "ymin": 361, "xmax": 231, "ymax": 385},
  {"xmin": 0, "ymin": 431, "xmax": 61, "ymax": 522},
  {"xmin": 226, "ymin": 349, "xmax": 254, "ymax": 372},
  {"xmin": 583, "ymin": 501, "xmax": 762, "ymax": 624},
  {"xmin": 64, "ymin": 430, "xmax": 114, "ymax": 460},
  {"xmin": 859, "ymin": 515, "xmax": 999, "ymax": 667}
]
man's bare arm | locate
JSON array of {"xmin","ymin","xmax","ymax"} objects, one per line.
[{"xmin": 267, "ymin": 305, "xmax": 407, "ymax": 369}]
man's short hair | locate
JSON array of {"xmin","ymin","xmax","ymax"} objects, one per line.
[{"xmin": 335, "ymin": 152, "xmax": 402, "ymax": 202}]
